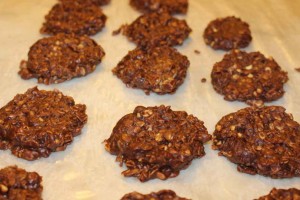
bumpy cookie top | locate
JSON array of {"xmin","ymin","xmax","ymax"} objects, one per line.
[
  {"xmin": 211, "ymin": 49, "xmax": 288, "ymax": 105},
  {"xmin": 0, "ymin": 166, "xmax": 43, "ymax": 200},
  {"xmin": 41, "ymin": 1, "xmax": 106, "ymax": 36},
  {"xmin": 120, "ymin": 12, "xmax": 191, "ymax": 47},
  {"xmin": 0, "ymin": 87, "xmax": 87, "ymax": 160},
  {"xmin": 130, "ymin": 0, "xmax": 188, "ymax": 14},
  {"xmin": 105, "ymin": 105, "xmax": 211, "ymax": 182},
  {"xmin": 213, "ymin": 106, "xmax": 300, "ymax": 178},
  {"xmin": 112, "ymin": 46, "xmax": 189, "ymax": 94},
  {"xmin": 19, "ymin": 34, "xmax": 105, "ymax": 84},
  {"xmin": 204, "ymin": 16, "xmax": 252, "ymax": 50}
]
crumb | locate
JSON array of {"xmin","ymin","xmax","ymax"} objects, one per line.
[
  {"xmin": 194, "ymin": 50, "xmax": 200, "ymax": 54},
  {"xmin": 112, "ymin": 27, "xmax": 122, "ymax": 36},
  {"xmin": 201, "ymin": 78, "xmax": 206, "ymax": 83},
  {"xmin": 295, "ymin": 68, "xmax": 300, "ymax": 72}
]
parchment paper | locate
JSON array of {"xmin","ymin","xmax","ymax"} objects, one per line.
[{"xmin": 0, "ymin": 0, "xmax": 299, "ymax": 199}]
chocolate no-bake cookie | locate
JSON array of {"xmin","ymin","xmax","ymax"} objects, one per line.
[
  {"xmin": 112, "ymin": 46, "xmax": 189, "ymax": 95},
  {"xmin": 130, "ymin": 0, "xmax": 188, "ymax": 14},
  {"xmin": 119, "ymin": 11, "xmax": 191, "ymax": 47},
  {"xmin": 0, "ymin": 87, "xmax": 87, "ymax": 161},
  {"xmin": 105, "ymin": 105, "xmax": 211, "ymax": 182},
  {"xmin": 211, "ymin": 49, "xmax": 288, "ymax": 105},
  {"xmin": 40, "ymin": 1, "xmax": 107, "ymax": 36},
  {"xmin": 203, "ymin": 16, "xmax": 252, "ymax": 50},
  {"xmin": 121, "ymin": 190, "xmax": 189, "ymax": 200},
  {"xmin": 19, "ymin": 34, "xmax": 105, "ymax": 84},
  {"xmin": 212, "ymin": 106, "xmax": 300, "ymax": 178},
  {"xmin": 256, "ymin": 188, "xmax": 300, "ymax": 200},
  {"xmin": 0, "ymin": 166, "xmax": 43, "ymax": 200}
]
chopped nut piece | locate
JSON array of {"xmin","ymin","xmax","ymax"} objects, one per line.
[
  {"xmin": 156, "ymin": 172, "xmax": 167, "ymax": 180},
  {"xmin": 265, "ymin": 67, "xmax": 271, "ymax": 71},
  {"xmin": 232, "ymin": 74, "xmax": 239, "ymax": 80},
  {"xmin": 256, "ymin": 146, "xmax": 262, "ymax": 151},
  {"xmin": 247, "ymin": 73, "xmax": 254, "ymax": 78},
  {"xmin": 245, "ymin": 65, "xmax": 253, "ymax": 70},
  {"xmin": 0, "ymin": 184, "xmax": 8, "ymax": 193},
  {"xmin": 230, "ymin": 125, "xmax": 235, "ymax": 131}
]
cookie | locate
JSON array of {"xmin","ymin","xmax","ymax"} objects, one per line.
[
  {"xmin": 19, "ymin": 34, "xmax": 105, "ymax": 84},
  {"xmin": 0, "ymin": 166, "xmax": 43, "ymax": 200},
  {"xmin": 256, "ymin": 188, "xmax": 300, "ymax": 200},
  {"xmin": 105, "ymin": 105, "xmax": 211, "ymax": 182},
  {"xmin": 0, "ymin": 87, "xmax": 87, "ymax": 161},
  {"xmin": 112, "ymin": 46, "xmax": 189, "ymax": 95},
  {"xmin": 130, "ymin": 0, "xmax": 188, "ymax": 14},
  {"xmin": 211, "ymin": 49, "xmax": 288, "ymax": 105},
  {"xmin": 212, "ymin": 106, "xmax": 300, "ymax": 178},
  {"xmin": 121, "ymin": 190, "xmax": 189, "ymax": 200},
  {"xmin": 203, "ymin": 16, "xmax": 252, "ymax": 50},
  {"xmin": 120, "ymin": 11, "xmax": 191, "ymax": 47},
  {"xmin": 40, "ymin": 1, "xmax": 107, "ymax": 36}
]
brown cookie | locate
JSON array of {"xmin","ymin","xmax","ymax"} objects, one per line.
[
  {"xmin": 203, "ymin": 16, "xmax": 252, "ymax": 50},
  {"xmin": 0, "ymin": 87, "xmax": 87, "ymax": 161},
  {"xmin": 40, "ymin": 1, "xmax": 107, "ymax": 36},
  {"xmin": 256, "ymin": 188, "xmax": 300, "ymax": 200},
  {"xmin": 105, "ymin": 105, "xmax": 211, "ymax": 182},
  {"xmin": 112, "ymin": 46, "xmax": 189, "ymax": 95},
  {"xmin": 60, "ymin": 0, "xmax": 111, "ymax": 6},
  {"xmin": 119, "ymin": 11, "xmax": 191, "ymax": 47},
  {"xmin": 121, "ymin": 190, "xmax": 189, "ymax": 200},
  {"xmin": 0, "ymin": 166, "xmax": 43, "ymax": 200},
  {"xmin": 211, "ymin": 49, "xmax": 288, "ymax": 105},
  {"xmin": 212, "ymin": 106, "xmax": 300, "ymax": 178},
  {"xmin": 19, "ymin": 34, "xmax": 105, "ymax": 84},
  {"xmin": 130, "ymin": 0, "xmax": 188, "ymax": 14}
]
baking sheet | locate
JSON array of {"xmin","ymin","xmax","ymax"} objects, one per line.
[{"xmin": 0, "ymin": 0, "xmax": 300, "ymax": 199}]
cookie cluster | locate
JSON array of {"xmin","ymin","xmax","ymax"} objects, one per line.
[{"xmin": 0, "ymin": 0, "xmax": 298, "ymax": 199}]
